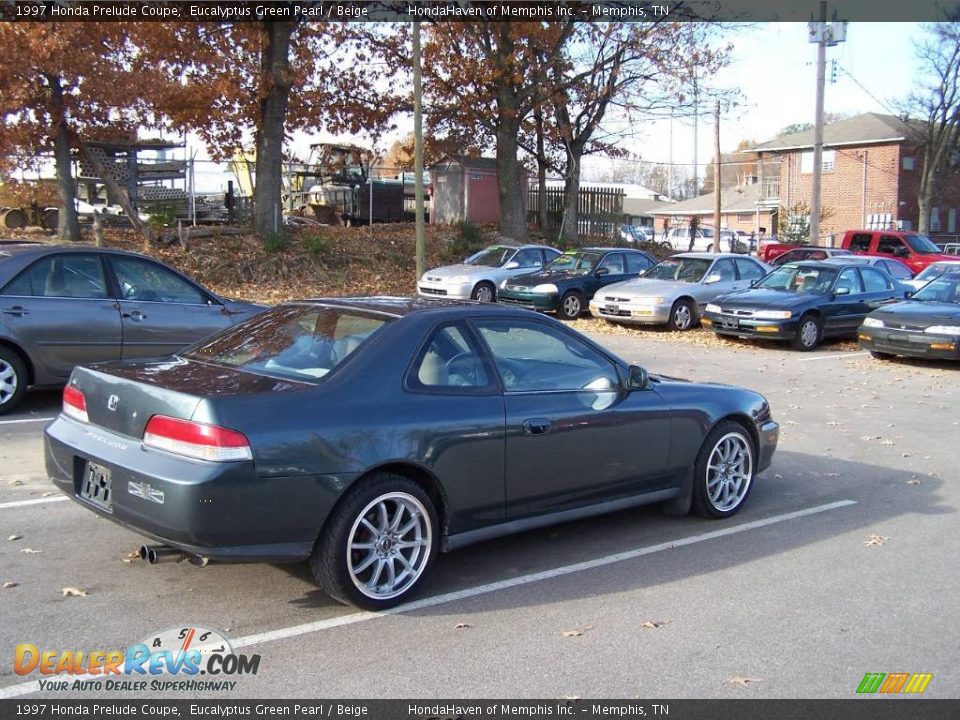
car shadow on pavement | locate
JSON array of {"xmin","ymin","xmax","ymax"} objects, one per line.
[{"xmin": 286, "ymin": 449, "xmax": 948, "ymax": 612}]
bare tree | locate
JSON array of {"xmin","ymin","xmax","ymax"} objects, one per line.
[{"xmin": 903, "ymin": 21, "xmax": 960, "ymax": 234}]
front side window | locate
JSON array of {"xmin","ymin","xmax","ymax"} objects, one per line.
[
  {"xmin": 184, "ymin": 305, "xmax": 389, "ymax": 382},
  {"xmin": 410, "ymin": 324, "xmax": 490, "ymax": 389},
  {"xmin": 877, "ymin": 236, "xmax": 907, "ymax": 256},
  {"xmin": 597, "ymin": 253, "xmax": 625, "ymax": 275},
  {"xmin": 879, "ymin": 260, "xmax": 912, "ymax": 280},
  {"xmin": 474, "ymin": 319, "xmax": 619, "ymax": 393},
  {"xmin": 544, "ymin": 252, "xmax": 603, "ymax": 275},
  {"xmin": 709, "ymin": 258, "xmax": 737, "ymax": 282},
  {"xmin": 757, "ymin": 265, "xmax": 838, "ymax": 294},
  {"xmin": 2, "ymin": 254, "xmax": 108, "ymax": 299},
  {"xmin": 735, "ymin": 258, "xmax": 766, "ymax": 281},
  {"xmin": 513, "ymin": 249, "xmax": 543, "ymax": 268},
  {"xmin": 835, "ymin": 268, "xmax": 863, "ymax": 294},
  {"xmin": 466, "ymin": 246, "xmax": 515, "ymax": 268},
  {"xmin": 625, "ymin": 252, "xmax": 653, "ymax": 274},
  {"xmin": 643, "ymin": 257, "xmax": 711, "ymax": 283},
  {"xmin": 110, "ymin": 256, "xmax": 205, "ymax": 304}
]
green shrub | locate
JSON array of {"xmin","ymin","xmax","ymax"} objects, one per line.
[
  {"xmin": 264, "ymin": 232, "xmax": 291, "ymax": 253},
  {"xmin": 442, "ymin": 221, "xmax": 487, "ymax": 262},
  {"xmin": 301, "ymin": 232, "xmax": 330, "ymax": 258}
]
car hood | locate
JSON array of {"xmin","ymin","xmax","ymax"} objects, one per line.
[
  {"xmin": 222, "ymin": 299, "xmax": 268, "ymax": 318},
  {"xmin": 712, "ymin": 288, "xmax": 818, "ymax": 309},
  {"xmin": 869, "ymin": 300, "xmax": 960, "ymax": 325},
  {"xmin": 599, "ymin": 278, "xmax": 693, "ymax": 298},
  {"xmin": 422, "ymin": 264, "xmax": 499, "ymax": 281}
]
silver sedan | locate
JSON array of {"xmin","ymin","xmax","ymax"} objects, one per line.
[
  {"xmin": 417, "ymin": 244, "xmax": 561, "ymax": 302},
  {"xmin": 589, "ymin": 253, "xmax": 772, "ymax": 331}
]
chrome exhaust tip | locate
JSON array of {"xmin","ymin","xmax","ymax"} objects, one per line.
[{"xmin": 142, "ymin": 544, "xmax": 183, "ymax": 564}]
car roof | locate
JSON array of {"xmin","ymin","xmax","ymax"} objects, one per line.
[
  {"xmin": 484, "ymin": 243, "xmax": 558, "ymax": 251},
  {"xmin": 291, "ymin": 296, "xmax": 536, "ymax": 319},
  {"xmin": 577, "ymin": 247, "xmax": 646, "ymax": 253},
  {"xmin": 783, "ymin": 260, "xmax": 859, "ymax": 270},
  {"xmin": 669, "ymin": 252, "xmax": 751, "ymax": 260},
  {"xmin": 0, "ymin": 243, "xmax": 153, "ymax": 262},
  {"xmin": 821, "ymin": 255, "xmax": 882, "ymax": 264}
]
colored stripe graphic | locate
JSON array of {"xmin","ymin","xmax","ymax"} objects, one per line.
[
  {"xmin": 857, "ymin": 673, "xmax": 886, "ymax": 694},
  {"xmin": 879, "ymin": 672, "xmax": 910, "ymax": 694},
  {"xmin": 903, "ymin": 673, "xmax": 933, "ymax": 694}
]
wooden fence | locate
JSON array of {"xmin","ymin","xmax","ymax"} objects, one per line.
[{"xmin": 527, "ymin": 182, "xmax": 628, "ymax": 240}]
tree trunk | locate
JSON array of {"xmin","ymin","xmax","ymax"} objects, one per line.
[
  {"xmin": 495, "ymin": 118, "xmax": 528, "ymax": 241},
  {"xmin": 46, "ymin": 74, "xmax": 81, "ymax": 242},
  {"xmin": 253, "ymin": 21, "xmax": 295, "ymax": 239},
  {"xmin": 561, "ymin": 142, "xmax": 583, "ymax": 245},
  {"xmin": 917, "ymin": 143, "xmax": 936, "ymax": 234},
  {"xmin": 534, "ymin": 108, "xmax": 549, "ymax": 232},
  {"xmin": 78, "ymin": 142, "xmax": 154, "ymax": 247}
]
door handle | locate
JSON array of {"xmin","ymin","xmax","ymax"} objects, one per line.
[
  {"xmin": 122, "ymin": 310, "xmax": 147, "ymax": 321},
  {"xmin": 522, "ymin": 418, "xmax": 552, "ymax": 436},
  {"xmin": 2, "ymin": 306, "xmax": 28, "ymax": 317}
]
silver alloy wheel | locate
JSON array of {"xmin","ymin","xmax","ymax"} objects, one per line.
[
  {"xmin": 562, "ymin": 294, "xmax": 582, "ymax": 318},
  {"xmin": 706, "ymin": 432, "xmax": 753, "ymax": 512},
  {"xmin": 473, "ymin": 284, "xmax": 494, "ymax": 302},
  {"xmin": 346, "ymin": 491, "xmax": 432, "ymax": 601},
  {"xmin": 799, "ymin": 319, "xmax": 819, "ymax": 348},
  {"xmin": 0, "ymin": 359, "xmax": 17, "ymax": 406},
  {"xmin": 673, "ymin": 304, "xmax": 692, "ymax": 330}
]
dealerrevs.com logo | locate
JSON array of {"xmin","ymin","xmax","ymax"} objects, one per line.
[{"xmin": 14, "ymin": 626, "xmax": 261, "ymax": 693}]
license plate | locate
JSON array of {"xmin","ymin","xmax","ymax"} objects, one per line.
[
  {"xmin": 721, "ymin": 318, "xmax": 739, "ymax": 329},
  {"xmin": 80, "ymin": 462, "xmax": 113, "ymax": 512},
  {"xmin": 605, "ymin": 303, "xmax": 619, "ymax": 313}
]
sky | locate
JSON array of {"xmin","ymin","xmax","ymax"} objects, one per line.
[{"xmin": 181, "ymin": 21, "xmax": 929, "ymax": 193}]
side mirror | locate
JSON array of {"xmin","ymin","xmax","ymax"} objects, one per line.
[
  {"xmin": 904, "ymin": 290, "xmax": 914, "ymax": 299},
  {"xmin": 596, "ymin": 267, "xmax": 610, "ymax": 276},
  {"xmin": 503, "ymin": 261, "xmax": 519, "ymax": 270},
  {"xmin": 627, "ymin": 365, "xmax": 649, "ymax": 390},
  {"xmin": 835, "ymin": 286, "xmax": 850, "ymax": 296},
  {"xmin": 703, "ymin": 273, "xmax": 722, "ymax": 284}
]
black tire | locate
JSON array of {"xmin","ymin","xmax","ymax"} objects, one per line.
[
  {"xmin": 692, "ymin": 420, "xmax": 757, "ymax": 519},
  {"xmin": 0, "ymin": 346, "xmax": 28, "ymax": 416},
  {"xmin": 667, "ymin": 298, "xmax": 697, "ymax": 331},
  {"xmin": 558, "ymin": 290, "xmax": 584, "ymax": 320},
  {"xmin": 870, "ymin": 350, "xmax": 895, "ymax": 361},
  {"xmin": 310, "ymin": 473, "xmax": 439, "ymax": 611},
  {"xmin": 791, "ymin": 313, "xmax": 821, "ymax": 352},
  {"xmin": 471, "ymin": 281, "xmax": 496, "ymax": 303}
]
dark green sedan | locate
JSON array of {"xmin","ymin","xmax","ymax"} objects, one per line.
[
  {"xmin": 498, "ymin": 248, "xmax": 656, "ymax": 319},
  {"xmin": 46, "ymin": 298, "xmax": 778, "ymax": 610}
]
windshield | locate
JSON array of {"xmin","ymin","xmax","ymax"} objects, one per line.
[
  {"xmin": 916, "ymin": 262, "xmax": 960, "ymax": 281},
  {"xmin": 912, "ymin": 273, "xmax": 960, "ymax": 303},
  {"xmin": 904, "ymin": 234, "xmax": 943, "ymax": 254},
  {"xmin": 465, "ymin": 246, "xmax": 515, "ymax": 267},
  {"xmin": 755, "ymin": 264, "xmax": 839, "ymax": 294},
  {"xmin": 184, "ymin": 305, "xmax": 390, "ymax": 382},
  {"xmin": 642, "ymin": 257, "xmax": 712, "ymax": 283},
  {"xmin": 544, "ymin": 251, "xmax": 603, "ymax": 274}
]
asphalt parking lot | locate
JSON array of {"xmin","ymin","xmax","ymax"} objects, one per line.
[{"xmin": 1, "ymin": 331, "xmax": 957, "ymax": 699}]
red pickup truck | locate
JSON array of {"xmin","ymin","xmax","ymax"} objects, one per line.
[{"xmin": 840, "ymin": 230, "xmax": 957, "ymax": 274}]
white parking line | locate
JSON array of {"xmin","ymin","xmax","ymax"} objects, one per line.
[
  {"xmin": 0, "ymin": 496, "xmax": 68, "ymax": 510},
  {"xmin": 0, "ymin": 417, "xmax": 56, "ymax": 426},
  {"xmin": 797, "ymin": 352, "xmax": 868, "ymax": 362},
  {"xmin": 0, "ymin": 498, "xmax": 856, "ymax": 699}
]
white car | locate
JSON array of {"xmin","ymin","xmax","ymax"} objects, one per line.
[
  {"xmin": 418, "ymin": 244, "xmax": 561, "ymax": 302},
  {"xmin": 901, "ymin": 260, "xmax": 960, "ymax": 291},
  {"xmin": 589, "ymin": 252, "xmax": 772, "ymax": 330},
  {"xmin": 666, "ymin": 226, "xmax": 717, "ymax": 252}
]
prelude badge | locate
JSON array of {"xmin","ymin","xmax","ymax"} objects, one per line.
[
  {"xmin": 128, "ymin": 481, "xmax": 164, "ymax": 505},
  {"xmin": 107, "ymin": 394, "xmax": 119, "ymax": 412}
]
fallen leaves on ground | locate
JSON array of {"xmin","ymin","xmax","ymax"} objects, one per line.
[
  {"xmin": 562, "ymin": 629, "xmax": 584, "ymax": 638},
  {"xmin": 728, "ymin": 676, "xmax": 763, "ymax": 686},
  {"xmin": 454, "ymin": 622, "xmax": 472, "ymax": 630},
  {"xmin": 20, "ymin": 548, "xmax": 42, "ymax": 554},
  {"xmin": 61, "ymin": 587, "xmax": 88, "ymax": 597},
  {"xmin": 641, "ymin": 620, "xmax": 668, "ymax": 629},
  {"xmin": 907, "ymin": 478, "xmax": 922, "ymax": 485},
  {"xmin": 8, "ymin": 534, "xmax": 21, "ymax": 541},
  {"xmin": 7, "ymin": 479, "xmax": 23, "ymax": 486},
  {"xmin": 3, "ymin": 581, "xmax": 18, "ymax": 589},
  {"xmin": 122, "ymin": 550, "xmax": 141, "ymax": 564},
  {"xmin": 864, "ymin": 534, "xmax": 888, "ymax": 547}
]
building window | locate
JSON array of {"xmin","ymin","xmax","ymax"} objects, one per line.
[
  {"xmin": 902, "ymin": 156, "xmax": 916, "ymax": 171},
  {"xmin": 800, "ymin": 150, "xmax": 836, "ymax": 174},
  {"xmin": 949, "ymin": 209, "xmax": 957, "ymax": 234},
  {"xmin": 737, "ymin": 212, "xmax": 753, "ymax": 221},
  {"xmin": 931, "ymin": 207, "xmax": 941, "ymax": 232}
]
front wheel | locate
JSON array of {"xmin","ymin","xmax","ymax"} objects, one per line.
[
  {"xmin": 310, "ymin": 474, "xmax": 438, "ymax": 610},
  {"xmin": 0, "ymin": 347, "xmax": 28, "ymax": 416},
  {"xmin": 558, "ymin": 291, "xmax": 584, "ymax": 320},
  {"xmin": 791, "ymin": 314, "xmax": 821, "ymax": 351},
  {"xmin": 667, "ymin": 299, "xmax": 696, "ymax": 331},
  {"xmin": 692, "ymin": 420, "xmax": 756, "ymax": 519},
  {"xmin": 471, "ymin": 282, "xmax": 495, "ymax": 303}
]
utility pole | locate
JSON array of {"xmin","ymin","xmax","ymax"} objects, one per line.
[
  {"xmin": 808, "ymin": 2, "xmax": 847, "ymax": 246},
  {"xmin": 713, "ymin": 100, "xmax": 721, "ymax": 253},
  {"xmin": 413, "ymin": 21, "xmax": 426, "ymax": 284},
  {"xmin": 668, "ymin": 110, "xmax": 674, "ymax": 198},
  {"xmin": 692, "ymin": 74, "xmax": 699, "ymax": 199}
]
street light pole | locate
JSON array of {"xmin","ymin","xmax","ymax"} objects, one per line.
[{"xmin": 810, "ymin": 0, "xmax": 827, "ymax": 247}]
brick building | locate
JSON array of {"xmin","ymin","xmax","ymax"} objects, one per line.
[
  {"xmin": 751, "ymin": 112, "xmax": 960, "ymax": 245},
  {"xmin": 649, "ymin": 182, "xmax": 778, "ymax": 239}
]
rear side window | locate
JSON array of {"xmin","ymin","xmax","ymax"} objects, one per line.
[
  {"xmin": 1, "ymin": 254, "xmax": 108, "ymax": 299},
  {"xmin": 409, "ymin": 324, "xmax": 491, "ymax": 390},
  {"xmin": 861, "ymin": 267, "xmax": 893, "ymax": 292},
  {"xmin": 848, "ymin": 233, "xmax": 873, "ymax": 252},
  {"xmin": 879, "ymin": 260, "xmax": 912, "ymax": 280}
]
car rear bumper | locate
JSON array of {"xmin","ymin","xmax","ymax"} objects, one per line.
[
  {"xmin": 858, "ymin": 328, "xmax": 960, "ymax": 360},
  {"xmin": 703, "ymin": 314, "xmax": 799, "ymax": 341},
  {"xmin": 44, "ymin": 416, "xmax": 339, "ymax": 562}
]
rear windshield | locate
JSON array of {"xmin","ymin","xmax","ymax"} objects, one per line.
[{"xmin": 183, "ymin": 305, "xmax": 390, "ymax": 382}]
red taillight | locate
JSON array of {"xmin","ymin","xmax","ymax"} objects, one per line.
[
  {"xmin": 62, "ymin": 385, "xmax": 88, "ymax": 423},
  {"xmin": 143, "ymin": 415, "xmax": 252, "ymax": 462}
]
